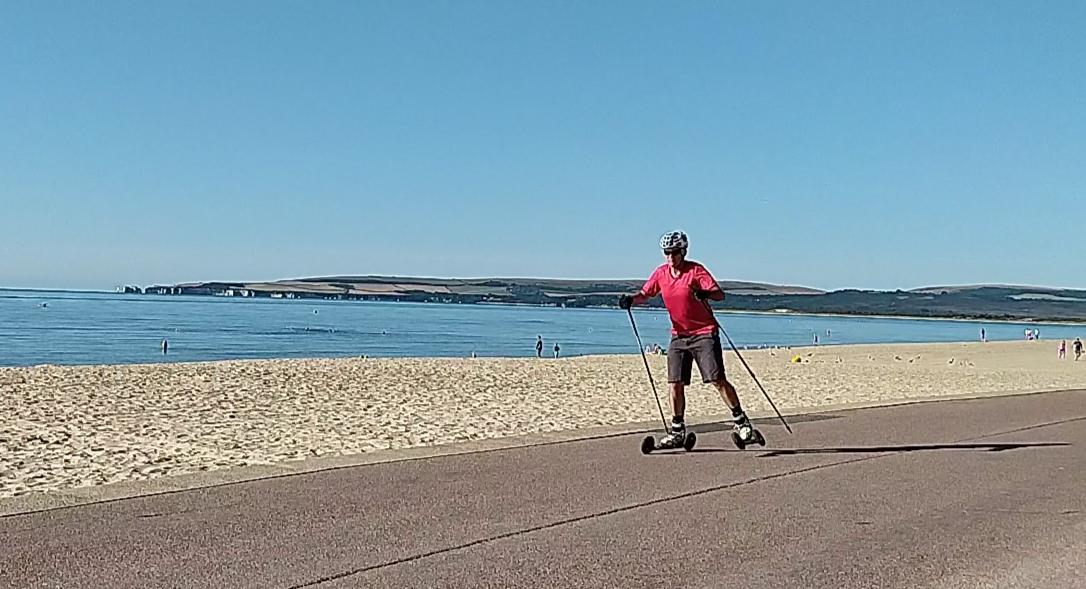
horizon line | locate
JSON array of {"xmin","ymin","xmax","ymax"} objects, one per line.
[{"xmin": 4, "ymin": 277, "xmax": 1086, "ymax": 295}]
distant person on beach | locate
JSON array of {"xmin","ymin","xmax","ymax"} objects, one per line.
[
  {"xmin": 618, "ymin": 230, "xmax": 757, "ymax": 449},
  {"xmin": 1074, "ymin": 338, "xmax": 1083, "ymax": 361},
  {"xmin": 553, "ymin": 342, "xmax": 560, "ymax": 358},
  {"xmin": 536, "ymin": 335, "xmax": 543, "ymax": 358},
  {"xmin": 1058, "ymin": 340, "xmax": 1066, "ymax": 359},
  {"xmin": 980, "ymin": 328, "xmax": 986, "ymax": 342},
  {"xmin": 161, "ymin": 339, "xmax": 168, "ymax": 354}
]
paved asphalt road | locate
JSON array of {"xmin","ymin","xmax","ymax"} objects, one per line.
[{"xmin": 2, "ymin": 390, "xmax": 1083, "ymax": 589}]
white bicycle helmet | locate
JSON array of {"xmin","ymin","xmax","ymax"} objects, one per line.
[{"xmin": 659, "ymin": 230, "xmax": 689, "ymax": 250}]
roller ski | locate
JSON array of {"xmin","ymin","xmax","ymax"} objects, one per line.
[
  {"xmin": 729, "ymin": 414, "xmax": 766, "ymax": 450},
  {"xmin": 641, "ymin": 423, "xmax": 697, "ymax": 454}
]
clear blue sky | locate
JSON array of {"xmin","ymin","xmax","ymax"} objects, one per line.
[{"xmin": 2, "ymin": 1, "xmax": 1084, "ymax": 291}]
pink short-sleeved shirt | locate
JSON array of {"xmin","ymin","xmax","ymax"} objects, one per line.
[{"xmin": 640, "ymin": 261, "xmax": 720, "ymax": 336}]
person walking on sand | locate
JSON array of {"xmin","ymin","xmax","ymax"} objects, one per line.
[
  {"xmin": 553, "ymin": 341, "xmax": 560, "ymax": 358},
  {"xmin": 535, "ymin": 335, "xmax": 544, "ymax": 358},
  {"xmin": 1059, "ymin": 340, "xmax": 1067, "ymax": 359},
  {"xmin": 619, "ymin": 230, "xmax": 756, "ymax": 449},
  {"xmin": 980, "ymin": 327, "xmax": 986, "ymax": 342},
  {"xmin": 1074, "ymin": 338, "xmax": 1083, "ymax": 361}
]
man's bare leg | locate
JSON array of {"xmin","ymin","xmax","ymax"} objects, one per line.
[
  {"xmin": 712, "ymin": 378, "xmax": 754, "ymax": 440},
  {"xmin": 712, "ymin": 378, "xmax": 742, "ymax": 411},
  {"xmin": 669, "ymin": 381, "xmax": 687, "ymax": 420}
]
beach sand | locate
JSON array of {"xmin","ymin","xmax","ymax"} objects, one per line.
[{"xmin": 2, "ymin": 340, "xmax": 1084, "ymax": 498}]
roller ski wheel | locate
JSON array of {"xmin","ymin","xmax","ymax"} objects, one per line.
[
  {"xmin": 731, "ymin": 428, "xmax": 766, "ymax": 450},
  {"xmin": 640, "ymin": 435, "xmax": 656, "ymax": 455},
  {"xmin": 641, "ymin": 431, "xmax": 697, "ymax": 454},
  {"xmin": 730, "ymin": 431, "xmax": 746, "ymax": 450}
]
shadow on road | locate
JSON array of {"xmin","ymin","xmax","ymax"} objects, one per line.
[{"xmin": 756, "ymin": 442, "xmax": 1069, "ymax": 458}]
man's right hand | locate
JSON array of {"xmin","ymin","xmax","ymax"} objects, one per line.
[{"xmin": 618, "ymin": 294, "xmax": 634, "ymax": 310}]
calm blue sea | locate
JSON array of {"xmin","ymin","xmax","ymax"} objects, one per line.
[{"xmin": 1, "ymin": 289, "xmax": 1082, "ymax": 367}]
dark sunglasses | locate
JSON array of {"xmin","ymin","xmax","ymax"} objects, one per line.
[{"xmin": 663, "ymin": 249, "xmax": 684, "ymax": 256}]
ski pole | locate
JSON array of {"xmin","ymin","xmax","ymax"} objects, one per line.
[
  {"xmin": 626, "ymin": 308, "xmax": 670, "ymax": 431},
  {"xmin": 701, "ymin": 299, "xmax": 793, "ymax": 434}
]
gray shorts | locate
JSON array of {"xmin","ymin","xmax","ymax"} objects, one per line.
[{"xmin": 667, "ymin": 333, "xmax": 726, "ymax": 384}]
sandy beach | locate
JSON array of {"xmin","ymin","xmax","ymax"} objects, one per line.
[{"xmin": 1, "ymin": 340, "xmax": 1084, "ymax": 498}]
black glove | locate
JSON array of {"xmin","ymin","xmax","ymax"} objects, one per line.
[
  {"xmin": 691, "ymin": 288, "xmax": 713, "ymax": 301},
  {"xmin": 618, "ymin": 294, "xmax": 634, "ymax": 310}
]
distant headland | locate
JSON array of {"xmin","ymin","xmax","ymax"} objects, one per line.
[{"xmin": 118, "ymin": 276, "xmax": 1086, "ymax": 323}]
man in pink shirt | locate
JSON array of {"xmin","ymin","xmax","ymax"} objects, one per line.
[{"xmin": 619, "ymin": 231, "xmax": 755, "ymax": 449}]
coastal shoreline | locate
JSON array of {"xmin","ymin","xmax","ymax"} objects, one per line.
[
  {"xmin": 8, "ymin": 286, "xmax": 1086, "ymax": 326},
  {"xmin": 711, "ymin": 308, "xmax": 1086, "ymax": 327}
]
